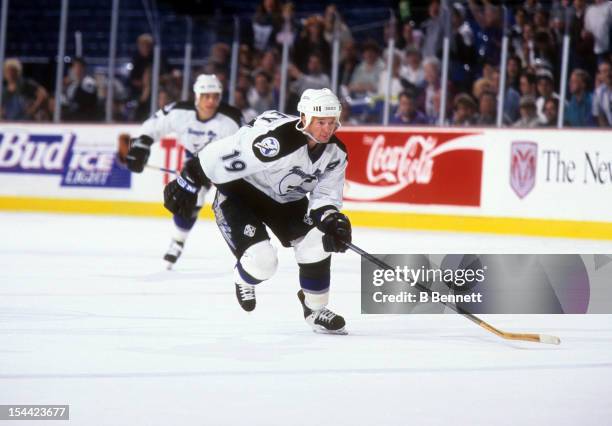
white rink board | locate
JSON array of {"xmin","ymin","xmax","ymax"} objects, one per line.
[{"xmin": 0, "ymin": 123, "xmax": 611, "ymax": 223}]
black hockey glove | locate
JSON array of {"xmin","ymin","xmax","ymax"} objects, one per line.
[
  {"xmin": 163, "ymin": 157, "xmax": 209, "ymax": 219},
  {"xmin": 317, "ymin": 211, "xmax": 352, "ymax": 253},
  {"xmin": 126, "ymin": 135, "xmax": 154, "ymax": 173}
]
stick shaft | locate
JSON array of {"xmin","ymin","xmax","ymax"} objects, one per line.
[{"xmin": 145, "ymin": 164, "xmax": 178, "ymax": 174}]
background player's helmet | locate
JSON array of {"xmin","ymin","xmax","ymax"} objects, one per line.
[
  {"xmin": 193, "ymin": 74, "xmax": 223, "ymax": 100},
  {"xmin": 296, "ymin": 88, "xmax": 342, "ymax": 130}
]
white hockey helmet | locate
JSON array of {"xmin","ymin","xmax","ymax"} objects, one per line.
[
  {"xmin": 296, "ymin": 88, "xmax": 342, "ymax": 130},
  {"xmin": 193, "ymin": 74, "xmax": 223, "ymax": 98}
]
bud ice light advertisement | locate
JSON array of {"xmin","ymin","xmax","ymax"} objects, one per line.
[
  {"xmin": 337, "ymin": 128, "xmax": 484, "ymax": 206},
  {"xmin": 0, "ymin": 127, "xmax": 131, "ymax": 189}
]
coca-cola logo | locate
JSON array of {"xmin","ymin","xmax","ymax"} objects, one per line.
[
  {"xmin": 342, "ymin": 130, "xmax": 483, "ymax": 204},
  {"xmin": 366, "ymin": 134, "xmax": 436, "ymax": 185}
]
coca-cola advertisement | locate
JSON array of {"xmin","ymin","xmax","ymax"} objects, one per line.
[{"xmin": 338, "ymin": 129, "xmax": 484, "ymax": 206}]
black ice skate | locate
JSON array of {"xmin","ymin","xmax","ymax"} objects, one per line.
[
  {"xmin": 297, "ymin": 290, "xmax": 347, "ymax": 335},
  {"xmin": 235, "ymin": 283, "xmax": 256, "ymax": 312},
  {"xmin": 163, "ymin": 239, "xmax": 184, "ymax": 269}
]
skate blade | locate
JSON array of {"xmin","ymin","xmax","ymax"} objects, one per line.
[
  {"xmin": 165, "ymin": 262, "xmax": 174, "ymax": 270},
  {"xmin": 312, "ymin": 326, "xmax": 348, "ymax": 335}
]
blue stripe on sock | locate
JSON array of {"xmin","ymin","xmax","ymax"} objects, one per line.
[
  {"xmin": 236, "ymin": 262, "xmax": 263, "ymax": 285},
  {"xmin": 299, "ymin": 275, "xmax": 330, "ymax": 293},
  {"xmin": 173, "ymin": 213, "xmax": 198, "ymax": 230}
]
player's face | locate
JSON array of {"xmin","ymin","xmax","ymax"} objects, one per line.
[
  {"xmin": 196, "ymin": 93, "xmax": 221, "ymax": 119},
  {"xmin": 305, "ymin": 116, "xmax": 338, "ymax": 143}
]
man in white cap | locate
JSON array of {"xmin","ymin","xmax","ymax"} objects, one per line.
[
  {"xmin": 126, "ymin": 74, "xmax": 242, "ymax": 268},
  {"xmin": 163, "ymin": 88, "xmax": 351, "ymax": 334}
]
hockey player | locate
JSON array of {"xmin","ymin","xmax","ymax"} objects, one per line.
[
  {"xmin": 163, "ymin": 88, "xmax": 352, "ymax": 334},
  {"xmin": 126, "ymin": 74, "xmax": 241, "ymax": 268}
]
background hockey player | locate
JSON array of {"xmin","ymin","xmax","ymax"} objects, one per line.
[
  {"xmin": 163, "ymin": 88, "xmax": 352, "ymax": 334},
  {"xmin": 125, "ymin": 74, "xmax": 241, "ymax": 268}
]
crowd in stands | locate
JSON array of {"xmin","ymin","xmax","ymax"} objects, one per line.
[{"xmin": 2, "ymin": 0, "xmax": 611, "ymax": 127}]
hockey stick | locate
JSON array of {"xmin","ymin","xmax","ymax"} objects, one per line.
[
  {"xmin": 346, "ymin": 242, "xmax": 561, "ymax": 345},
  {"xmin": 145, "ymin": 164, "xmax": 178, "ymax": 174}
]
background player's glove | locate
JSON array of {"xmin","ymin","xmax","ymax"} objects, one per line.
[
  {"xmin": 126, "ymin": 135, "xmax": 154, "ymax": 173},
  {"xmin": 317, "ymin": 211, "xmax": 352, "ymax": 253},
  {"xmin": 164, "ymin": 157, "xmax": 209, "ymax": 219}
]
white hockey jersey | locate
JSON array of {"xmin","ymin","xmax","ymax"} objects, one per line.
[
  {"xmin": 138, "ymin": 101, "xmax": 242, "ymax": 154},
  {"xmin": 198, "ymin": 110, "xmax": 348, "ymax": 213}
]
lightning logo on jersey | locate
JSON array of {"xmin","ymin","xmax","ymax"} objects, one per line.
[{"xmin": 254, "ymin": 137, "xmax": 280, "ymax": 158}]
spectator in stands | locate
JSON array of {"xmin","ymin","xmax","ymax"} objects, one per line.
[
  {"xmin": 510, "ymin": 7, "xmax": 528, "ymax": 55},
  {"xmin": 468, "ymin": 0, "xmax": 503, "ymax": 65},
  {"xmin": 514, "ymin": 95, "xmax": 542, "ymax": 127},
  {"xmin": 471, "ymin": 59, "xmax": 496, "ymax": 98},
  {"xmin": 401, "ymin": 47, "xmax": 426, "ymax": 89},
  {"xmin": 477, "ymin": 91, "xmax": 498, "ymax": 126},
  {"xmin": 288, "ymin": 52, "xmax": 331, "ymax": 95},
  {"xmin": 253, "ymin": 49, "xmax": 279, "ymax": 79},
  {"xmin": 377, "ymin": 52, "xmax": 404, "ymax": 105},
  {"xmin": 339, "ymin": 99, "xmax": 359, "ymax": 125},
  {"xmin": 421, "ymin": 0, "xmax": 444, "ymax": 58},
  {"xmin": 535, "ymin": 68, "xmax": 560, "ymax": 122},
  {"xmin": 522, "ymin": 0, "xmax": 539, "ymax": 21},
  {"xmin": 533, "ymin": 7, "xmax": 552, "ymax": 35},
  {"xmin": 592, "ymin": 60, "xmax": 612, "ymax": 126},
  {"xmin": 428, "ymin": 90, "xmax": 444, "ymax": 125},
  {"xmin": 239, "ymin": 44, "xmax": 254, "ymax": 70},
  {"xmin": 338, "ymin": 40, "xmax": 360, "ymax": 95},
  {"xmin": 451, "ymin": 93, "xmax": 478, "ymax": 126},
  {"xmin": 423, "ymin": 56, "xmax": 448, "ymax": 120},
  {"xmin": 129, "ymin": 33, "xmax": 168, "ymax": 102},
  {"xmin": 237, "ymin": 69, "xmax": 253, "ymax": 93},
  {"xmin": 157, "ymin": 88, "xmax": 172, "ymax": 110},
  {"xmin": 390, "ymin": 90, "xmax": 428, "ymax": 125},
  {"xmin": 569, "ymin": 0, "xmax": 597, "ymax": 76},
  {"xmin": 208, "ymin": 43, "xmax": 231, "ymax": 74},
  {"xmin": 449, "ymin": 2, "xmax": 477, "ymax": 93},
  {"xmin": 491, "ymin": 68, "xmax": 521, "ymax": 123},
  {"xmin": 133, "ymin": 66, "xmax": 152, "ymax": 122},
  {"xmin": 234, "ymin": 89, "xmax": 258, "ymax": 123},
  {"xmin": 584, "ymin": 0, "xmax": 612, "ymax": 62},
  {"xmin": 323, "ymin": 4, "xmax": 353, "ymax": 51},
  {"xmin": 397, "ymin": 21, "xmax": 423, "ymax": 54},
  {"xmin": 565, "ymin": 68, "xmax": 595, "ymax": 127},
  {"xmin": 61, "ymin": 57, "xmax": 99, "ymax": 122},
  {"xmin": 163, "ymin": 69, "xmax": 184, "ymax": 104},
  {"xmin": 348, "ymin": 39, "xmax": 385, "ymax": 97},
  {"xmin": 472, "ymin": 77, "xmax": 494, "ymax": 101},
  {"xmin": 252, "ymin": 0, "xmax": 283, "ymax": 52},
  {"xmin": 519, "ymin": 71, "xmax": 537, "ymax": 97},
  {"xmin": 293, "ymin": 15, "xmax": 331, "ymax": 74},
  {"xmin": 518, "ymin": 22, "xmax": 536, "ymax": 68},
  {"xmin": 543, "ymin": 97, "xmax": 561, "ymax": 126},
  {"xmin": 276, "ymin": 2, "xmax": 299, "ymax": 47},
  {"xmin": 533, "ymin": 30, "xmax": 559, "ymax": 78},
  {"xmin": 248, "ymin": 71, "xmax": 276, "ymax": 113},
  {"xmin": 506, "ymin": 55, "xmax": 522, "ymax": 92},
  {"xmin": 1, "ymin": 58, "xmax": 48, "ymax": 121}
]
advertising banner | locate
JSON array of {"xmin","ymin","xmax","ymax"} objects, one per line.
[{"xmin": 337, "ymin": 128, "xmax": 484, "ymax": 207}]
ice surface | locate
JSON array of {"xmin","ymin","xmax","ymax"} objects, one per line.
[{"xmin": 1, "ymin": 212, "xmax": 611, "ymax": 425}]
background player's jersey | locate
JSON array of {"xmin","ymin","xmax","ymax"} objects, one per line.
[
  {"xmin": 198, "ymin": 110, "xmax": 348, "ymax": 213},
  {"xmin": 138, "ymin": 101, "xmax": 241, "ymax": 154}
]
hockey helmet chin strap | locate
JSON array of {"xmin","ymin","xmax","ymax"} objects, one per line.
[{"xmin": 295, "ymin": 116, "xmax": 342, "ymax": 144}]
